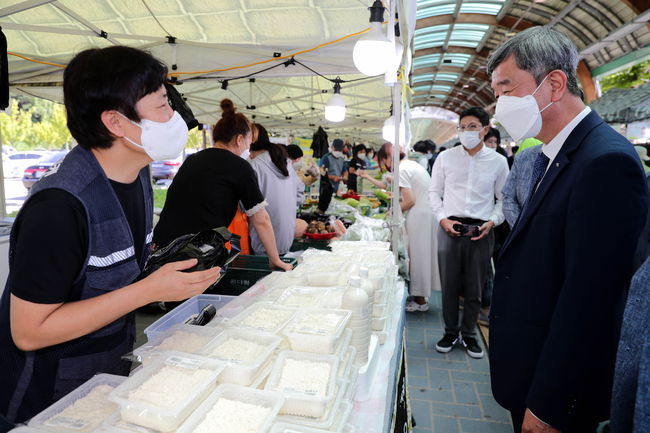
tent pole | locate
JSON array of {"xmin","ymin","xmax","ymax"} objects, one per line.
[
  {"xmin": 390, "ymin": 82, "xmax": 402, "ymax": 262},
  {"xmin": 0, "ymin": 127, "xmax": 7, "ymax": 219}
]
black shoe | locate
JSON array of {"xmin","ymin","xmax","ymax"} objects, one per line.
[
  {"xmin": 462, "ymin": 336, "xmax": 484, "ymax": 359},
  {"xmin": 435, "ymin": 333, "xmax": 459, "ymax": 353}
]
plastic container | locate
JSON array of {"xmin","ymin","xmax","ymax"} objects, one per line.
[
  {"xmin": 108, "ymin": 352, "xmax": 224, "ymax": 432},
  {"xmin": 250, "ymin": 360, "xmax": 274, "ymax": 390},
  {"xmin": 102, "ymin": 412, "xmax": 158, "ymax": 433},
  {"xmin": 200, "ymin": 327, "xmax": 281, "ymax": 386},
  {"xmin": 28, "ymin": 374, "xmax": 126, "ymax": 433},
  {"xmin": 354, "ymin": 334, "xmax": 380, "ymax": 401},
  {"xmin": 265, "ymin": 351, "xmax": 339, "ymax": 418},
  {"xmin": 371, "ymin": 316, "xmax": 386, "ymax": 331},
  {"xmin": 337, "ymin": 346, "xmax": 357, "ymax": 381},
  {"xmin": 133, "ymin": 324, "xmax": 224, "ymax": 365},
  {"xmin": 228, "ymin": 302, "xmax": 297, "ymax": 334},
  {"xmin": 175, "ymin": 384, "xmax": 284, "ymax": 433},
  {"xmin": 275, "ymin": 287, "xmax": 330, "ymax": 308},
  {"xmin": 143, "ymin": 294, "xmax": 235, "ymax": 341},
  {"xmin": 333, "ymin": 329, "xmax": 352, "ymax": 361},
  {"xmin": 305, "ymin": 272, "xmax": 344, "ymax": 287},
  {"xmin": 7, "ymin": 428, "xmax": 51, "ymax": 433},
  {"xmin": 283, "ymin": 309, "xmax": 351, "ymax": 354}
]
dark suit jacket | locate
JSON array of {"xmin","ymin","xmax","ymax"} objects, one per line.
[{"xmin": 489, "ymin": 110, "xmax": 649, "ymax": 430}]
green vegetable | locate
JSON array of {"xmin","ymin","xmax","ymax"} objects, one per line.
[{"xmin": 343, "ymin": 198, "xmax": 359, "ymax": 207}]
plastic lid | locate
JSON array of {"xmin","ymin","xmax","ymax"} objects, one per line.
[
  {"xmin": 359, "ymin": 267, "xmax": 369, "ymax": 277},
  {"xmin": 349, "ymin": 275, "xmax": 361, "ymax": 287}
]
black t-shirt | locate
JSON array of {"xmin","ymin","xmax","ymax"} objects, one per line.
[
  {"xmin": 347, "ymin": 156, "xmax": 366, "ymax": 192},
  {"xmin": 10, "ymin": 179, "xmax": 145, "ymax": 304},
  {"xmin": 153, "ymin": 148, "xmax": 266, "ymax": 248}
]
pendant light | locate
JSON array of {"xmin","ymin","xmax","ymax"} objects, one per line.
[
  {"xmin": 325, "ymin": 80, "xmax": 346, "ymax": 123},
  {"xmin": 353, "ymin": 1, "xmax": 393, "ymax": 76}
]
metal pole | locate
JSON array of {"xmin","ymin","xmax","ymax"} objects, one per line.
[
  {"xmin": 0, "ymin": 128, "xmax": 7, "ymax": 218},
  {"xmin": 390, "ymin": 83, "xmax": 402, "ymax": 261}
]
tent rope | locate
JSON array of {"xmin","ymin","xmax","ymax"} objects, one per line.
[{"xmin": 140, "ymin": 0, "xmax": 173, "ymax": 38}]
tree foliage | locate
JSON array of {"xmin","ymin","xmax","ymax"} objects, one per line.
[{"xmin": 600, "ymin": 60, "xmax": 650, "ymax": 94}]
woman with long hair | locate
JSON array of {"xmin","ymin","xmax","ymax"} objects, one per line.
[
  {"xmin": 153, "ymin": 99, "xmax": 292, "ymax": 271},
  {"xmin": 249, "ymin": 124, "xmax": 306, "ymax": 255}
]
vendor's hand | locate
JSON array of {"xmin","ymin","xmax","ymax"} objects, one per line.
[
  {"xmin": 471, "ymin": 221, "xmax": 495, "ymax": 241},
  {"xmin": 358, "ymin": 170, "xmax": 368, "ymax": 179},
  {"xmin": 522, "ymin": 409, "xmax": 559, "ymax": 433},
  {"xmin": 270, "ymin": 258, "xmax": 293, "ymax": 272},
  {"xmin": 145, "ymin": 259, "xmax": 222, "ymax": 302},
  {"xmin": 440, "ymin": 218, "xmax": 461, "ymax": 237}
]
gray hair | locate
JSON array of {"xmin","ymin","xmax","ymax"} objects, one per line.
[{"xmin": 487, "ymin": 26, "xmax": 581, "ymax": 97}]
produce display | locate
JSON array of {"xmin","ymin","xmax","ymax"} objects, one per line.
[{"xmin": 305, "ymin": 220, "xmax": 335, "ymax": 235}]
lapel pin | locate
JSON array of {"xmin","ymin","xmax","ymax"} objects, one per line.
[{"xmin": 555, "ymin": 163, "xmax": 560, "ymax": 167}]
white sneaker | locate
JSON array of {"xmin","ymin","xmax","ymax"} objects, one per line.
[{"xmin": 405, "ymin": 301, "xmax": 429, "ymax": 312}]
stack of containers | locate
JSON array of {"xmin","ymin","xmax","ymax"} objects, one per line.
[
  {"xmin": 342, "ymin": 276, "xmax": 371, "ymax": 365},
  {"xmin": 358, "ymin": 267, "xmax": 375, "ymax": 317}
]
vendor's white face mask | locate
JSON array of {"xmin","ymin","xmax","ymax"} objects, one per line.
[
  {"xmin": 459, "ymin": 131, "xmax": 481, "ymax": 149},
  {"xmin": 119, "ymin": 111, "xmax": 188, "ymax": 160},
  {"xmin": 332, "ymin": 151, "xmax": 344, "ymax": 158},
  {"xmin": 494, "ymin": 74, "xmax": 554, "ymax": 142}
]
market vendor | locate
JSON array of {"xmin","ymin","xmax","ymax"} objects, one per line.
[
  {"xmin": 153, "ymin": 99, "xmax": 292, "ymax": 271},
  {"xmin": 317, "ymin": 138, "xmax": 347, "ymax": 212},
  {"xmin": 0, "ymin": 46, "xmax": 223, "ymax": 430}
]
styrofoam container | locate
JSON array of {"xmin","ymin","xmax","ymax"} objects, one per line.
[
  {"xmin": 275, "ymin": 287, "xmax": 330, "ymax": 308},
  {"xmin": 228, "ymin": 302, "xmax": 297, "ymax": 334},
  {"xmin": 143, "ymin": 294, "xmax": 235, "ymax": 341},
  {"xmin": 175, "ymin": 384, "xmax": 284, "ymax": 433},
  {"xmin": 200, "ymin": 327, "xmax": 281, "ymax": 386},
  {"xmin": 28, "ymin": 374, "xmax": 126, "ymax": 433},
  {"xmin": 283, "ymin": 309, "xmax": 351, "ymax": 354},
  {"xmin": 108, "ymin": 352, "xmax": 224, "ymax": 432},
  {"xmin": 265, "ymin": 351, "xmax": 339, "ymax": 418},
  {"xmin": 133, "ymin": 324, "xmax": 224, "ymax": 365}
]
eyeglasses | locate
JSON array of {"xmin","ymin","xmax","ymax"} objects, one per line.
[{"xmin": 457, "ymin": 123, "xmax": 483, "ymax": 132}]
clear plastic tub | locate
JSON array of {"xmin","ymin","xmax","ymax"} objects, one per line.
[
  {"xmin": 337, "ymin": 346, "xmax": 357, "ymax": 381},
  {"xmin": 28, "ymin": 373, "xmax": 126, "ymax": 433},
  {"xmin": 250, "ymin": 360, "xmax": 274, "ymax": 390},
  {"xmin": 305, "ymin": 272, "xmax": 344, "ymax": 287},
  {"xmin": 143, "ymin": 294, "xmax": 235, "ymax": 341},
  {"xmin": 108, "ymin": 352, "xmax": 224, "ymax": 432},
  {"xmin": 200, "ymin": 327, "xmax": 281, "ymax": 386},
  {"xmin": 7, "ymin": 428, "xmax": 51, "ymax": 433},
  {"xmin": 133, "ymin": 324, "xmax": 224, "ymax": 365},
  {"xmin": 102, "ymin": 413, "xmax": 158, "ymax": 433},
  {"xmin": 228, "ymin": 302, "xmax": 297, "ymax": 334},
  {"xmin": 371, "ymin": 315, "xmax": 386, "ymax": 331},
  {"xmin": 333, "ymin": 329, "xmax": 351, "ymax": 360},
  {"xmin": 283, "ymin": 309, "xmax": 351, "ymax": 354},
  {"xmin": 274, "ymin": 287, "xmax": 330, "ymax": 308},
  {"xmin": 275, "ymin": 379, "xmax": 350, "ymax": 430},
  {"xmin": 175, "ymin": 384, "xmax": 284, "ymax": 433},
  {"xmin": 265, "ymin": 351, "xmax": 339, "ymax": 418}
]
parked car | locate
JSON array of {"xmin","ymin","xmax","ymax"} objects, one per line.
[
  {"xmin": 151, "ymin": 156, "xmax": 183, "ymax": 180},
  {"xmin": 4, "ymin": 151, "xmax": 49, "ymax": 178},
  {"xmin": 22, "ymin": 151, "xmax": 68, "ymax": 190}
]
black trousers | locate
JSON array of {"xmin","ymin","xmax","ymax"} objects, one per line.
[{"xmin": 510, "ymin": 408, "xmax": 599, "ymax": 433}]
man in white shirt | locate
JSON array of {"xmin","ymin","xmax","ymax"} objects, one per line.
[{"xmin": 428, "ymin": 106, "xmax": 509, "ymax": 359}]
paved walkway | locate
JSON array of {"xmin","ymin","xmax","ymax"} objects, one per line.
[{"xmin": 406, "ymin": 293, "xmax": 513, "ymax": 433}]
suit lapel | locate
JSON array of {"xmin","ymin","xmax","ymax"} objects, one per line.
[{"xmin": 500, "ymin": 110, "xmax": 604, "ymax": 256}]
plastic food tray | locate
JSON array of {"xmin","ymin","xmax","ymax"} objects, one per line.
[
  {"xmin": 108, "ymin": 352, "xmax": 224, "ymax": 432},
  {"xmin": 276, "ymin": 379, "xmax": 350, "ymax": 430},
  {"xmin": 305, "ymin": 272, "xmax": 345, "ymax": 287},
  {"xmin": 6, "ymin": 428, "xmax": 51, "ymax": 433},
  {"xmin": 143, "ymin": 294, "xmax": 235, "ymax": 341},
  {"xmin": 228, "ymin": 302, "xmax": 298, "ymax": 334},
  {"xmin": 269, "ymin": 421, "xmax": 354, "ymax": 433},
  {"xmin": 102, "ymin": 412, "xmax": 158, "ymax": 433},
  {"xmin": 274, "ymin": 287, "xmax": 330, "ymax": 309},
  {"xmin": 337, "ymin": 346, "xmax": 357, "ymax": 381},
  {"xmin": 265, "ymin": 351, "xmax": 339, "ymax": 418},
  {"xmin": 133, "ymin": 323, "xmax": 224, "ymax": 365},
  {"xmin": 250, "ymin": 359, "xmax": 275, "ymax": 390},
  {"xmin": 283, "ymin": 309, "xmax": 351, "ymax": 354},
  {"xmin": 28, "ymin": 373, "xmax": 126, "ymax": 433},
  {"xmin": 318, "ymin": 287, "xmax": 346, "ymax": 309},
  {"xmin": 175, "ymin": 384, "xmax": 284, "ymax": 433},
  {"xmin": 333, "ymin": 329, "xmax": 352, "ymax": 360},
  {"xmin": 200, "ymin": 327, "xmax": 281, "ymax": 386}
]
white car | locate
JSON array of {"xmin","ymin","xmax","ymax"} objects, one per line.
[{"xmin": 3, "ymin": 152, "xmax": 49, "ymax": 178}]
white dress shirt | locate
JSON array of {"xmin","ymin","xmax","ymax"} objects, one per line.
[
  {"xmin": 429, "ymin": 145, "xmax": 510, "ymax": 225},
  {"xmin": 542, "ymin": 106, "xmax": 591, "ymax": 172}
]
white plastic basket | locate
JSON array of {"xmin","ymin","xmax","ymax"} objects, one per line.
[
  {"xmin": 283, "ymin": 309, "xmax": 351, "ymax": 354},
  {"xmin": 108, "ymin": 352, "xmax": 224, "ymax": 432},
  {"xmin": 175, "ymin": 384, "xmax": 284, "ymax": 433},
  {"xmin": 199, "ymin": 327, "xmax": 281, "ymax": 386},
  {"xmin": 28, "ymin": 373, "xmax": 126, "ymax": 433},
  {"xmin": 265, "ymin": 351, "xmax": 339, "ymax": 418}
]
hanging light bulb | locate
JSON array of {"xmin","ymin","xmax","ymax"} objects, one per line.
[
  {"xmin": 382, "ymin": 114, "xmax": 406, "ymax": 144},
  {"xmin": 325, "ymin": 80, "xmax": 346, "ymax": 123},
  {"xmin": 353, "ymin": 1, "xmax": 393, "ymax": 76}
]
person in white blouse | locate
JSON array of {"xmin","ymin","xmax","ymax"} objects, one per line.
[{"xmin": 428, "ymin": 106, "xmax": 509, "ymax": 359}]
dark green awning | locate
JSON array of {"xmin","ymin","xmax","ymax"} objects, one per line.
[{"xmin": 590, "ymin": 82, "xmax": 650, "ymax": 124}]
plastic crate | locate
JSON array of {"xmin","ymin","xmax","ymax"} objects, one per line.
[
  {"xmin": 28, "ymin": 373, "xmax": 126, "ymax": 433},
  {"xmin": 143, "ymin": 294, "xmax": 234, "ymax": 341},
  {"xmin": 289, "ymin": 238, "xmax": 331, "ymax": 252},
  {"xmin": 210, "ymin": 255, "xmax": 297, "ymax": 296},
  {"xmin": 175, "ymin": 384, "xmax": 284, "ymax": 433}
]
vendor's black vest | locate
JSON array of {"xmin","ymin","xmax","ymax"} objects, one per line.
[{"xmin": 0, "ymin": 146, "xmax": 153, "ymax": 424}]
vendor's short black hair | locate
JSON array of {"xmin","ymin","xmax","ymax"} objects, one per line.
[
  {"xmin": 353, "ymin": 144, "xmax": 366, "ymax": 156},
  {"xmin": 459, "ymin": 106, "xmax": 490, "ymax": 127},
  {"xmin": 286, "ymin": 144, "xmax": 303, "ymax": 160},
  {"xmin": 484, "ymin": 128, "xmax": 501, "ymax": 145},
  {"xmin": 63, "ymin": 46, "xmax": 168, "ymax": 150}
]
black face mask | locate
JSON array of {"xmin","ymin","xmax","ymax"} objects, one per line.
[{"xmin": 139, "ymin": 227, "xmax": 241, "ymax": 287}]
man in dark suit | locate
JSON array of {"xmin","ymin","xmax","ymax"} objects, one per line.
[{"xmin": 487, "ymin": 27, "xmax": 649, "ymax": 433}]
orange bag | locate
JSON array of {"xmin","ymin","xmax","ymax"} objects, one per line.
[{"xmin": 227, "ymin": 208, "xmax": 250, "ymax": 255}]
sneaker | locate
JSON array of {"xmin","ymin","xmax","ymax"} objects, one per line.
[
  {"xmin": 435, "ymin": 333, "xmax": 459, "ymax": 353},
  {"xmin": 462, "ymin": 336, "xmax": 484, "ymax": 359},
  {"xmin": 406, "ymin": 301, "xmax": 429, "ymax": 312}
]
